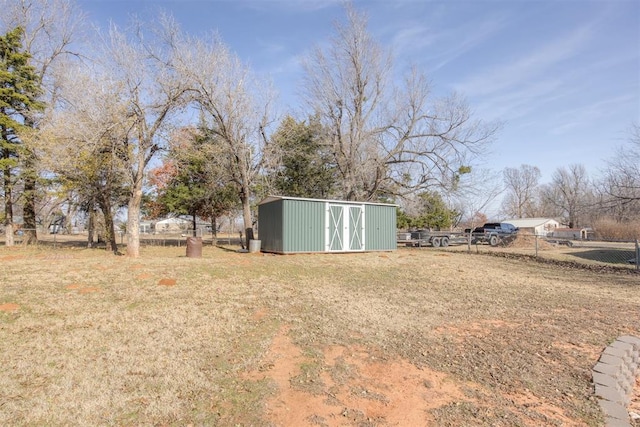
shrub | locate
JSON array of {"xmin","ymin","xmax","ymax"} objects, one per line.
[{"xmin": 593, "ymin": 218, "xmax": 640, "ymax": 241}]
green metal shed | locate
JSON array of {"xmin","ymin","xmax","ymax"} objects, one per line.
[{"xmin": 257, "ymin": 196, "xmax": 397, "ymax": 254}]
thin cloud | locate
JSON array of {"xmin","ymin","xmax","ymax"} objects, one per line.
[
  {"xmin": 456, "ymin": 23, "xmax": 594, "ymax": 98},
  {"xmin": 473, "ymin": 79, "xmax": 567, "ymax": 121},
  {"xmin": 239, "ymin": 0, "xmax": 342, "ymax": 13},
  {"xmin": 255, "ymin": 38, "xmax": 287, "ymax": 56},
  {"xmin": 266, "ymin": 52, "xmax": 304, "ymax": 76},
  {"xmin": 549, "ymin": 94, "xmax": 638, "ymax": 135},
  {"xmin": 392, "ymin": 26, "xmax": 438, "ymax": 52},
  {"xmin": 429, "ymin": 16, "xmax": 509, "ymax": 71},
  {"xmin": 387, "ymin": 14, "xmax": 508, "ymax": 72}
]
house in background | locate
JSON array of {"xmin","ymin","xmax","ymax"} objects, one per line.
[
  {"xmin": 550, "ymin": 227, "xmax": 594, "ymax": 240},
  {"xmin": 258, "ymin": 195, "xmax": 397, "ymax": 254},
  {"xmin": 503, "ymin": 218, "xmax": 560, "ymax": 236},
  {"xmin": 154, "ymin": 217, "xmax": 190, "ymax": 234},
  {"xmin": 139, "ymin": 221, "xmax": 154, "ymax": 234}
]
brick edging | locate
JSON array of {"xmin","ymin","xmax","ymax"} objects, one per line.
[{"xmin": 593, "ymin": 335, "xmax": 640, "ymax": 427}]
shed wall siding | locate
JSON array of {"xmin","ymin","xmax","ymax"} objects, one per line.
[
  {"xmin": 283, "ymin": 199, "xmax": 325, "ymax": 252},
  {"xmin": 258, "ymin": 196, "xmax": 397, "ymax": 253},
  {"xmin": 258, "ymin": 200, "xmax": 283, "ymax": 253},
  {"xmin": 365, "ymin": 205, "xmax": 397, "ymax": 251}
]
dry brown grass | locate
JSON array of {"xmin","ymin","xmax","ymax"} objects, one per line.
[
  {"xmin": 593, "ymin": 219, "xmax": 640, "ymax": 240},
  {"xmin": 1, "ymin": 244, "xmax": 638, "ymax": 426}
]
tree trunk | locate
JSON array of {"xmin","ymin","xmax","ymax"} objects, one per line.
[
  {"xmin": 65, "ymin": 199, "xmax": 79, "ymax": 235},
  {"xmin": 97, "ymin": 194, "xmax": 118, "ymax": 254},
  {"xmin": 4, "ymin": 204, "xmax": 14, "ymax": 247},
  {"xmin": 22, "ymin": 156, "xmax": 38, "ymax": 245},
  {"xmin": 211, "ymin": 216, "xmax": 217, "ymax": 245},
  {"xmin": 3, "ymin": 163, "xmax": 14, "ymax": 246},
  {"xmin": 126, "ymin": 186, "xmax": 143, "ymax": 258},
  {"xmin": 240, "ymin": 187, "xmax": 253, "ymax": 249},
  {"xmin": 87, "ymin": 208, "xmax": 95, "ymax": 248}
]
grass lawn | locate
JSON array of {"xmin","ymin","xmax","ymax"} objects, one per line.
[{"xmin": 1, "ymin": 244, "xmax": 638, "ymax": 426}]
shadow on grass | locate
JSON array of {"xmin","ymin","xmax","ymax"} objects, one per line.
[
  {"xmin": 568, "ymin": 249, "xmax": 636, "ymax": 265},
  {"xmin": 30, "ymin": 237, "xmax": 234, "ymax": 249},
  {"xmin": 215, "ymin": 244, "xmax": 246, "ymax": 253},
  {"xmin": 33, "ymin": 239, "xmax": 98, "ymax": 249}
]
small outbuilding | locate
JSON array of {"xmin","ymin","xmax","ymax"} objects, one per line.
[
  {"xmin": 502, "ymin": 218, "xmax": 560, "ymax": 236},
  {"xmin": 550, "ymin": 227, "xmax": 593, "ymax": 240},
  {"xmin": 258, "ymin": 196, "xmax": 397, "ymax": 254},
  {"xmin": 154, "ymin": 217, "xmax": 190, "ymax": 234}
]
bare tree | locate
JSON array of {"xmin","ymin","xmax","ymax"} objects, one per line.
[
  {"xmin": 1, "ymin": 0, "xmax": 83, "ymax": 245},
  {"xmin": 542, "ymin": 164, "xmax": 592, "ymax": 228},
  {"xmin": 100, "ymin": 18, "xmax": 191, "ymax": 257},
  {"xmin": 1, "ymin": 0, "xmax": 82, "ymax": 82},
  {"xmin": 172, "ymin": 29, "xmax": 274, "ymax": 239},
  {"xmin": 501, "ymin": 164, "xmax": 541, "ymax": 218},
  {"xmin": 600, "ymin": 123, "xmax": 640, "ymax": 220},
  {"xmin": 301, "ymin": 5, "xmax": 499, "ymax": 201},
  {"xmin": 42, "ymin": 63, "xmax": 131, "ymax": 252},
  {"xmin": 452, "ymin": 168, "xmax": 504, "ymax": 224},
  {"xmin": 440, "ymin": 167, "xmax": 502, "ymax": 250}
]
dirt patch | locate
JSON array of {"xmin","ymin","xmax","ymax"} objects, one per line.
[
  {"xmin": 252, "ymin": 308, "xmax": 269, "ymax": 321},
  {"xmin": 246, "ymin": 321, "xmax": 596, "ymax": 426},
  {"xmin": 631, "ymin": 376, "xmax": 640, "ymax": 424},
  {"xmin": 433, "ymin": 319, "xmax": 518, "ymax": 343},
  {"xmin": 65, "ymin": 284, "xmax": 100, "ymax": 294},
  {"xmin": 0, "ymin": 255, "xmax": 25, "ymax": 261},
  {"xmin": 232, "ymin": 258, "xmax": 253, "ymax": 266},
  {"xmin": 42, "ymin": 254, "xmax": 75, "ymax": 260},
  {"xmin": 137, "ymin": 273, "xmax": 153, "ymax": 280},
  {"xmin": 551, "ymin": 340, "xmax": 601, "ymax": 363},
  {"xmin": 0, "ymin": 303, "xmax": 20, "ymax": 312},
  {"xmin": 2, "ymin": 245, "xmax": 639, "ymax": 425},
  {"xmin": 505, "ymin": 389, "xmax": 579, "ymax": 426},
  {"xmin": 245, "ymin": 325, "xmax": 469, "ymax": 426},
  {"xmin": 158, "ymin": 278, "xmax": 177, "ymax": 286},
  {"xmin": 506, "ymin": 233, "xmax": 554, "ymax": 250}
]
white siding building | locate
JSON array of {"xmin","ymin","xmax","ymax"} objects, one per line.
[
  {"xmin": 154, "ymin": 217, "xmax": 190, "ymax": 234},
  {"xmin": 503, "ymin": 218, "xmax": 560, "ymax": 236}
]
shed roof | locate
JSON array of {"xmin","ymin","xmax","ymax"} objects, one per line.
[
  {"xmin": 259, "ymin": 195, "xmax": 398, "ymax": 207},
  {"xmin": 503, "ymin": 218, "xmax": 558, "ymax": 228},
  {"xmin": 155, "ymin": 217, "xmax": 190, "ymax": 225}
]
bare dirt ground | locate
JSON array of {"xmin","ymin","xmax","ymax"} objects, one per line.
[{"xmin": 0, "ymin": 242, "xmax": 638, "ymax": 426}]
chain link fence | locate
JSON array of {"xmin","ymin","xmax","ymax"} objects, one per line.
[
  {"xmin": 0, "ymin": 228, "xmax": 41, "ymax": 245},
  {"xmin": 397, "ymin": 230, "xmax": 640, "ymax": 271},
  {"xmin": 0, "ymin": 228, "xmax": 243, "ymax": 249},
  {"xmin": 3, "ymin": 228, "xmax": 640, "ymax": 271},
  {"xmin": 465, "ymin": 233, "xmax": 640, "ymax": 271}
]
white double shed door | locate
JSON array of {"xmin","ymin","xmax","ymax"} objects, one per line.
[{"xmin": 325, "ymin": 203, "xmax": 365, "ymax": 252}]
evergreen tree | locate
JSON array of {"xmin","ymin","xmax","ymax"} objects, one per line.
[
  {"xmin": 413, "ymin": 191, "xmax": 459, "ymax": 230},
  {"xmin": 153, "ymin": 126, "xmax": 237, "ymax": 239},
  {"xmin": 0, "ymin": 27, "xmax": 43, "ymax": 245},
  {"xmin": 269, "ymin": 115, "xmax": 335, "ymax": 199}
]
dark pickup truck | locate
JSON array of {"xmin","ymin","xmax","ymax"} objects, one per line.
[{"xmin": 469, "ymin": 222, "xmax": 518, "ymax": 246}]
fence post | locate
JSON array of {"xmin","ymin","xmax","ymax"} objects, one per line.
[
  {"xmin": 636, "ymin": 240, "xmax": 639, "ymax": 271},
  {"xmin": 535, "ymin": 234, "xmax": 539, "ymax": 257}
]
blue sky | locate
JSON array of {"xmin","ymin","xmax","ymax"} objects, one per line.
[{"xmin": 78, "ymin": 0, "xmax": 639, "ymax": 184}]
